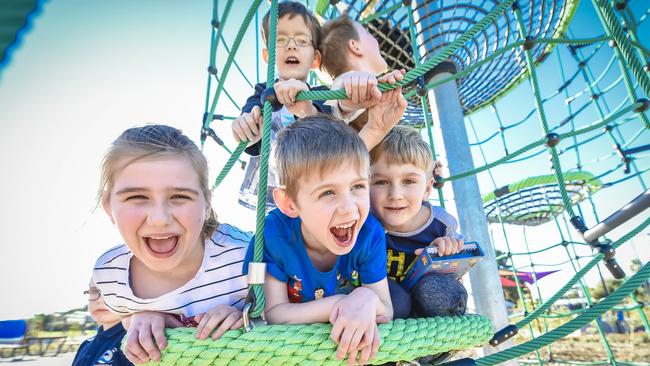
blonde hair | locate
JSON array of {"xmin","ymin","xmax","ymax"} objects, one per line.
[
  {"xmin": 275, "ymin": 114, "xmax": 369, "ymax": 202},
  {"xmin": 369, "ymin": 125, "xmax": 433, "ymax": 177},
  {"xmin": 98, "ymin": 124, "xmax": 218, "ymax": 237}
]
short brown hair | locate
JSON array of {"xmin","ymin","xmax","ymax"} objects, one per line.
[
  {"xmin": 275, "ymin": 114, "xmax": 369, "ymax": 202},
  {"xmin": 262, "ymin": 1, "xmax": 322, "ymax": 48},
  {"xmin": 320, "ymin": 14, "xmax": 359, "ymax": 77},
  {"xmin": 370, "ymin": 126, "xmax": 433, "ymax": 177}
]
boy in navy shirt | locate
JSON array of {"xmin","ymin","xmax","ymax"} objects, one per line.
[
  {"xmin": 245, "ymin": 116, "xmax": 393, "ymax": 366},
  {"xmin": 72, "ymin": 280, "xmax": 131, "ymax": 366},
  {"xmin": 369, "ymin": 126, "xmax": 468, "ymax": 319}
]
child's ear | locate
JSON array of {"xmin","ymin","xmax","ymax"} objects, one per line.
[
  {"xmin": 102, "ymin": 199, "xmax": 115, "ymax": 225},
  {"xmin": 273, "ymin": 187, "xmax": 299, "ymax": 218},
  {"xmin": 348, "ymin": 39, "xmax": 362, "ymax": 56},
  {"xmin": 423, "ymin": 177, "xmax": 434, "ymax": 200},
  {"xmin": 311, "ymin": 50, "xmax": 322, "ymax": 69},
  {"xmin": 262, "ymin": 47, "xmax": 269, "ymax": 64}
]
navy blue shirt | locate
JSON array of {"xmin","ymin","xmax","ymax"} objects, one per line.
[
  {"xmin": 244, "ymin": 209, "xmax": 387, "ymax": 303},
  {"xmin": 72, "ymin": 323, "xmax": 132, "ymax": 366},
  {"xmin": 385, "ymin": 202, "xmax": 461, "ymax": 282}
]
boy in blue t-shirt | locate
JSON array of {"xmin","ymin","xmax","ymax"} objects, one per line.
[
  {"xmin": 72, "ymin": 280, "xmax": 132, "ymax": 366},
  {"xmin": 244, "ymin": 115, "xmax": 393, "ymax": 366},
  {"xmin": 369, "ymin": 126, "xmax": 468, "ymax": 319}
]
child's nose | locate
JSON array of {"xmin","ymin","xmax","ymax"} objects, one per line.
[
  {"xmin": 388, "ymin": 185, "xmax": 402, "ymax": 199},
  {"xmin": 337, "ymin": 193, "xmax": 356, "ymax": 214},
  {"xmin": 148, "ymin": 202, "xmax": 172, "ymax": 225}
]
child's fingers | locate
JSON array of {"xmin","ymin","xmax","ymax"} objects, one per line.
[
  {"xmin": 347, "ymin": 347, "xmax": 359, "ymax": 366},
  {"xmin": 151, "ymin": 319, "xmax": 168, "ymax": 351},
  {"xmin": 414, "ymin": 248, "xmax": 424, "ymax": 255},
  {"xmin": 138, "ymin": 325, "xmax": 161, "ymax": 362},
  {"xmin": 370, "ymin": 325, "xmax": 381, "ymax": 360},
  {"xmin": 243, "ymin": 114, "xmax": 260, "ymax": 137},
  {"xmin": 252, "ymin": 106, "xmax": 261, "ymax": 120},
  {"xmin": 125, "ymin": 329, "xmax": 149, "ymax": 364},
  {"xmin": 230, "ymin": 317, "xmax": 244, "ymax": 330},
  {"xmin": 241, "ymin": 115, "xmax": 259, "ymax": 141},
  {"xmin": 347, "ymin": 328, "xmax": 365, "ymax": 354},
  {"xmin": 211, "ymin": 311, "xmax": 241, "ymax": 339},
  {"xmin": 198, "ymin": 311, "xmax": 227, "ymax": 339},
  {"xmin": 359, "ymin": 344, "xmax": 372, "ymax": 366},
  {"xmin": 351, "ymin": 74, "xmax": 361, "ymax": 104},
  {"xmin": 343, "ymin": 77, "xmax": 353, "ymax": 101},
  {"xmin": 337, "ymin": 327, "xmax": 356, "ymax": 360}
]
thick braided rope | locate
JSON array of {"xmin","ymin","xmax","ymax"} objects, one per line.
[
  {"xmin": 143, "ymin": 316, "xmax": 492, "ymax": 366},
  {"xmin": 248, "ymin": 0, "xmax": 280, "ymax": 318},
  {"xmin": 295, "ymin": 0, "xmax": 516, "ymax": 102},
  {"xmin": 591, "ymin": 0, "xmax": 650, "ymax": 99},
  {"xmin": 474, "ymin": 260, "xmax": 650, "ymax": 365},
  {"xmin": 211, "ymin": 142, "xmax": 247, "ymax": 190},
  {"xmin": 481, "ymin": 172, "xmax": 602, "ymax": 204}
]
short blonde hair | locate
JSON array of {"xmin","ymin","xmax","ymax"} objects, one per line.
[
  {"xmin": 275, "ymin": 114, "xmax": 369, "ymax": 202},
  {"xmin": 98, "ymin": 124, "xmax": 219, "ymax": 238},
  {"xmin": 370, "ymin": 125, "xmax": 433, "ymax": 176}
]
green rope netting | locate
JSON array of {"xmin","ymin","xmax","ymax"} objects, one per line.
[
  {"xmin": 482, "ymin": 172, "xmax": 603, "ymax": 226},
  {"xmin": 143, "ymin": 316, "xmax": 492, "ymax": 366}
]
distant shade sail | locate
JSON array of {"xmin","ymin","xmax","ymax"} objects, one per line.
[
  {"xmin": 482, "ymin": 171, "xmax": 603, "ymax": 226},
  {"xmin": 0, "ymin": 0, "xmax": 42, "ymax": 74}
]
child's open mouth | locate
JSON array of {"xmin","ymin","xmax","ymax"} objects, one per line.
[
  {"xmin": 385, "ymin": 206, "xmax": 407, "ymax": 212},
  {"xmin": 330, "ymin": 220, "xmax": 356, "ymax": 247},
  {"xmin": 144, "ymin": 234, "xmax": 179, "ymax": 258},
  {"xmin": 285, "ymin": 56, "xmax": 300, "ymax": 65}
]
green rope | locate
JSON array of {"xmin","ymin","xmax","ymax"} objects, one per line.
[
  {"xmin": 359, "ymin": 3, "xmax": 401, "ymax": 25},
  {"xmin": 475, "ymin": 260, "xmax": 650, "ymax": 365},
  {"xmin": 248, "ymin": 0, "xmax": 279, "ymax": 319},
  {"xmin": 211, "ymin": 142, "xmax": 247, "ymax": 190},
  {"xmin": 591, "ymin": 0, "xmax": 650, "ymax": 99},
  {"xmin": 144, "ymin": 316, "xmax": 492, "ymax": 366},
  {"xmin": 515, "ymin": 215, "xmax": 650, "ymax": 330},
  {"xmin": 203, "ymin": 0, "xmax": 262, "ymax": 130}
]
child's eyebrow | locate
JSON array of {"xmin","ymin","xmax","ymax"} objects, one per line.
[{"xmin": 115, "ymin": 187, "xmax": 200, "ymax": 195}]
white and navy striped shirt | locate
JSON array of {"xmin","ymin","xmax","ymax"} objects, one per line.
[{"xmin": 93, "ymin": 224, "xmax": 251, "ymax": 317}]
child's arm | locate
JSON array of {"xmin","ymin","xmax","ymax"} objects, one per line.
[
  {"xmin": 122, "ymin": 311, "xmax": 182, "ymax": 364},
  {"xmin": 274, "ymin": 79, "xmax": 319, "ymax": 117},
  {"xmin": 194, "ymin": 305, "xmax": 243, "ymax": 340},
  {"xmin": 264, "ymin": 273, "xmax": 346, "ymax": 324}
]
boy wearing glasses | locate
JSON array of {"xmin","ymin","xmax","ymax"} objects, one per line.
[
  {"xmin": 72, "ymin": 280, "xmax": 132, "ymax": 366},
  {"xmin": 233, "ymin": 1, "xmax": 330, "ymax": 210}
]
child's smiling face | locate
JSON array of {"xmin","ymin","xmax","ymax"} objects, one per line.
[
  {"xmin": 103, "ymin": 155, "xmax": 208, "ymax": 274},
  {"xmin": 290, "ymin": 162, "xmax": 370, "ymax": 257},
  {"xmin": 273, "ymin": 14, "xmax": 320, "ymax": 81}
]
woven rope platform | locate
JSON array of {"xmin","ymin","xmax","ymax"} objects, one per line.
[{"xmin": 145, "ymin": 315, "xmax": 492, "ymax": 365}]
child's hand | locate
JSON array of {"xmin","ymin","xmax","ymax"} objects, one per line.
[
  {"xmin": 194, "ymin": 305, "xmax": 243, "ymax": 340},
  {"xmin": 432, "ymin": 160, "xmax": 444, "ymax": 179},
  {"xmin": 365, "ymin": 84, "xmax": 407, "ymax": 136},
  {"xmin": 377, "ymin": 69, "xmax": 405, "ymax": 85},
  {"xmin": 431, "ymin": 236, "xmax": 464, "ymax": 256},
  {"xmin": 274, "ymin": 79, "xmax": 316, "ymax": 117},
  {"xmin": 334, "ymin": 71, "xmax": 382, "ymax": 114},
  {"xmin": 123, "ymin": 311, "xmax": 182, "ymax": 364},
  {"xmin": 329, "ymin": 287, "xmax": 381, "ymax": 366},
  {"xmin": 231, "ymin": 106, "xmax": 262, "ymax": 143}
]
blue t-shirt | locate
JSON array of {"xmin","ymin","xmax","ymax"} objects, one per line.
[
  {"xmin": 72, "ymin": 323, "xmax": 132, "ymax": 366},
  {"xmin": 244, "ymin": 209, "xmax": 387, "ymax": 303}
]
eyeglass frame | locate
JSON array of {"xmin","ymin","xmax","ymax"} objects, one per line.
[
  {"xmin": 275, "ymin": 34, "xmax": 314, "ymax": 48},
  {"xmin": 84, "ymin": 287, "xmax": 101, "ymax": 301}
]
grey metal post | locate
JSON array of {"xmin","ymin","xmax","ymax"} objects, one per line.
[
  {"xmin": 426, "ymin": 69, "xmax": 512, "ymax": 347},
  {"xmin": 430, "ymin": 71, "xmax": 510, "ymax": 352},
  {"xmin": 414, "ymin": 1, "xmax": 514, "ymax": 358}
]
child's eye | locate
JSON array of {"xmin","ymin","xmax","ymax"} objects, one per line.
[
  {"xmin": 319, "ymin": 190, "xmax": 335, "ymax": 198},
  {"xmin": 125, "ymin": 195, "xmax": 147, "ymax": 201},
  {"xmin": 352, "ymin": 183, "xmax": 367, "ymax": 191},
  {"xmin": 403, "ymin": 179, "xmax": 417, "ymax": 185},
  {"xmin": 372, "ymin": 180, "xmax": 388, "ymax": 186},
  {"xmin": 171, "ymin": 194, "xmax": 192, "ymax": 200}
]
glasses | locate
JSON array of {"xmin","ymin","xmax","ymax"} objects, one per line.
[
  {"xmin": 276, "ymin": 34, "xmax": 313, "ymax": 48},
  {"xmin": 84, "ymin": 287, "xmax": 101, "ymax": 301}
]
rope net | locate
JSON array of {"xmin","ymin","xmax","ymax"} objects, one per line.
[{"xmin": 185, "ymin": 0, "xmax": 650, "ymax": 365}]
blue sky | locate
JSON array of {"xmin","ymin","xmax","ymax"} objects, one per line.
[{"xmin": 0, "ymin": 1, "xmax": 648, "ymax": 319}]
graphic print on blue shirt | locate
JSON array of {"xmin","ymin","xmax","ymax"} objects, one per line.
[{"xmin": 243, "ymin": 209, "xmax": 387, "ymax": 303}]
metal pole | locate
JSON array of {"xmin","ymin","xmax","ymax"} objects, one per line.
[
  {"xmin": 584, "ymin": 189, "xmax": 650, "ymax": 242},
  {"xmin": 426, "ymin": 70, "xmax": 512, "ymax": 353}
]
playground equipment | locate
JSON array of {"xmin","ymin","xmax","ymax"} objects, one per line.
[{"xmin": 189, "ymin": 0, "xmax": 650, "ymax": 364}]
